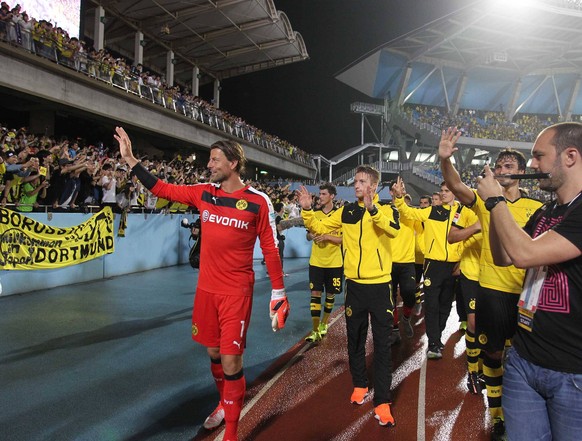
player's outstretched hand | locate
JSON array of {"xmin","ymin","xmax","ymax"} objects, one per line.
[
  {"xmin": 270, "ymin": 288, "xmax": 290, "ymax": 332},
  {"xmin": 114, "ymin": 127, "xmax": 139, "ymax": 168},
  {"xmin": 296, "ymin": 186, "xmax": 313, "ymax": 210},
  {"xmin": 438, "ymin": 126, "xmax": 462, "ymax": 160}
]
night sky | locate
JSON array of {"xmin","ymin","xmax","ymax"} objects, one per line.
[{"xmin": 220, "ymin": 0, "xmax": 469, "ymax": 159}]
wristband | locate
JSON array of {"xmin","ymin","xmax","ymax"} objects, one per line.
[
  {"xmin": 368, "ymin": 205, "xmax": 379, "ymax": 216},
  {"xmin": 485, "ymin": 196, "xmax": 506, "ymax": 211},
  {"xmin": 131, "ymin": 162, "xmax": 158, "ymax": 190},
  {"xmin": 271, "ymin": 288, "xmax": 286, "ymax": 299}
]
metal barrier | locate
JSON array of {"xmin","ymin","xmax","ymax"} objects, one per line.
[{"xmin": 0, "ymin": 202, "xmax": 197, "ymax": 216}]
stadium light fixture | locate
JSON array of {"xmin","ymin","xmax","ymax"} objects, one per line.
[
  {"xmin": 139, "ymin": 39, "xmax": 147, "ymax": 47},
  {"xmin": 171, "ymin": 58, "xmax": 178, "ymax": 65}
]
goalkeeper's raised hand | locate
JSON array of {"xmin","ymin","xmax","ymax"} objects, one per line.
[{"xmin": 270, "ymin": 288, "xmax": 290, "ymax": 332}]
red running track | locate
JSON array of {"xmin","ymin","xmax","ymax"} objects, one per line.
[{"xmin": 194, "ymin": 307, "xmax": 492, "ymax": 441}]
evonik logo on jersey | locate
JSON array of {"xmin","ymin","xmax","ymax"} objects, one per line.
[{"xmin": 202, "ymin": 210, "xmax": 249, "ymax": 230}]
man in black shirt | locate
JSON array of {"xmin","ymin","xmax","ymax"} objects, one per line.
[{"xmin": 477, "ymin": 122, "xmax": 582, "ymax": 441}]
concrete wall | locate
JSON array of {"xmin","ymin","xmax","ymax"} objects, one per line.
[{"xmin": 0, "ymin": 212, "xmax": 312, "ymax": 297}]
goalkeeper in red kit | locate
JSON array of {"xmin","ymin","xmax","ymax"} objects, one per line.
[{"xmin": 115, "ymin": 127, "xmax": 290, "ymax": 441}]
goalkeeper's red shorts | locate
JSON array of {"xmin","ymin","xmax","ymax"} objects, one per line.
[{"xmin": 191, "ymin": 288, "xmax": 253, "ymax": 355}]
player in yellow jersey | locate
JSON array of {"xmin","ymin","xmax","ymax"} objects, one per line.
[
  {"xmin": 412, "ymin": 195, "xmax": 431, "ymax": 316},
  {"xmin": 304, "ymin": 183, "xmax": 343, "ymax": 342},
  {"xmin": 440, "ymin": 127, "xmax": 543, "ymax": 441},
  {"xmin": 388, "ymin": 186, "xmax": 417, "ymax": 340},
  {"xmin": 392, "ymin": 179, "xmax": 463, "ymax": 359},
  {"xmin": 448, "ymin": 205, "xmax": 483, "ymax": 394},
  {"xmin": 298, "ymin": 165, "xmax": 400, "ymax": 427}
]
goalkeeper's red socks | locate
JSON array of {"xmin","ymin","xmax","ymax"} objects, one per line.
[
  {"xmin": 204, "ymin": 358, "xmax": 226, "ymax": 431},
  {"xmin": 223, "ymin": 370, "xmax": 246, "ymax": 441},
  {"xmin": 210, "ymin": 358, "xmax": 225, "ymax": 400}
]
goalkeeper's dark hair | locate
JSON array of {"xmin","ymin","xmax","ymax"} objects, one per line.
[{"xmin": 211, "ymin": 140, "xmax": 247, "ymax": 175}]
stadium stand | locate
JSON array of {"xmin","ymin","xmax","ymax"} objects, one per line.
[{"xmin": 0, "ymin": 5, "xmax": 311, "ymax": 166}]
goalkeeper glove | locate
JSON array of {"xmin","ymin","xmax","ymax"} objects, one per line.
[{"xmin": 270, "ymin": 288, "xmax": 290, "ymax": 332}]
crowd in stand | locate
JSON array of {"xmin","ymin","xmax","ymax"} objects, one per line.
[
  {"xmin": 402, "ymin": 105, "xmax": 562, "ymax": 143},
  {"xmin": 0, "ymin": 125, "xmax": 313, "ymax": 214},
  {"xmin": 0, "ymin": 1, "xmax": 312, "ymax": 166},
  {"xmin": 0, "ymin": 3, "xmax": 560, "ymax": 213},
  {"xmin": 0, "ymin": 120, "xmax": 553, "ymax": 214}
]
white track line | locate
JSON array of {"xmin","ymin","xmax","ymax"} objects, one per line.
[{"xmin": 417, "ymin": 357, "xmax": 427, "ymax": 441}]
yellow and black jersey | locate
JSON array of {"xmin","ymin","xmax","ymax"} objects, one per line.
[
  {"xmin": 452, "ymin": 204, "xmax": 481, "ymax": 282},
  {"xmin": 470, "ymin": 189, "xmax": 543, "ymax": 294},
  {"xmin": 394, "ymin": 197, "xmax": 462, "ymax": 263},
  {"xmin": 302, "ymin": 194, "xmax": 399, "ymax": 284},
  {"xmin": 308, "ymin": 207, "xmax": 343, "ymax": 268},
  {"xmin": 414, "ymin": 221, "xmax": 425, "ymax": 264},
  {"xmin": 7, "ymin": 175, "xmax": 23, "ymax": 203},
  {"xmin": 390, "ymin": 209, "xmax": 416, "ymax": 264}
]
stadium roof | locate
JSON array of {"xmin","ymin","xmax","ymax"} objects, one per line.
[
  {"xmin": 84, "ymin": 0, "xmax": 308, "ymax": 86},
  {"xmin": 336, "ymin": 0, "xmax": 582, "ymax": 119}
]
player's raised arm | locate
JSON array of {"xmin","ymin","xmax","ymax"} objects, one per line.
[
  {"xmin": 439, "ymin": 127, "xmax": 475, "ymax": 205},
  {"xmin": 296, "ymin": 185, "xmax": 313, "ymax": 210},
  {"xmin": 114, "ymin": 127, "xmax": 139, "ymax": 168}
]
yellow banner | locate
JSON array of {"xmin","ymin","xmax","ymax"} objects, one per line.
[{"xmin": 0, "ymin": 207, "xmax": 115, "ymax": 270}]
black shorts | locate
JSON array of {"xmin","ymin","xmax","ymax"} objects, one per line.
[
  {"xmin": 475, "ymin": 285, "xmax": 518, "ymax": 353},
  {"xmin": 309, "ymin": 265, "xmax": 343, "ymax": 295},
  {"xmin": 458, "ymin": 272, "xmax": 478, "ymax": 315}
]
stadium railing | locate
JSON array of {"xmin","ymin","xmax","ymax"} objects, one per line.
[{"xmin": 1, "ymin": 22, "xmax": 312, "ymax": 166}]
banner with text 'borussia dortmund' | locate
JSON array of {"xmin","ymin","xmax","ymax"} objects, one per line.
[{"xmin": 0, "ymin": 207, "xmax": 115, "ymax": 270}]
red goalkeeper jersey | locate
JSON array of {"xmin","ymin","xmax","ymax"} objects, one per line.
[{"xmin": 150, "ymin": 180, "xmax": 284, "ymax": 296}]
